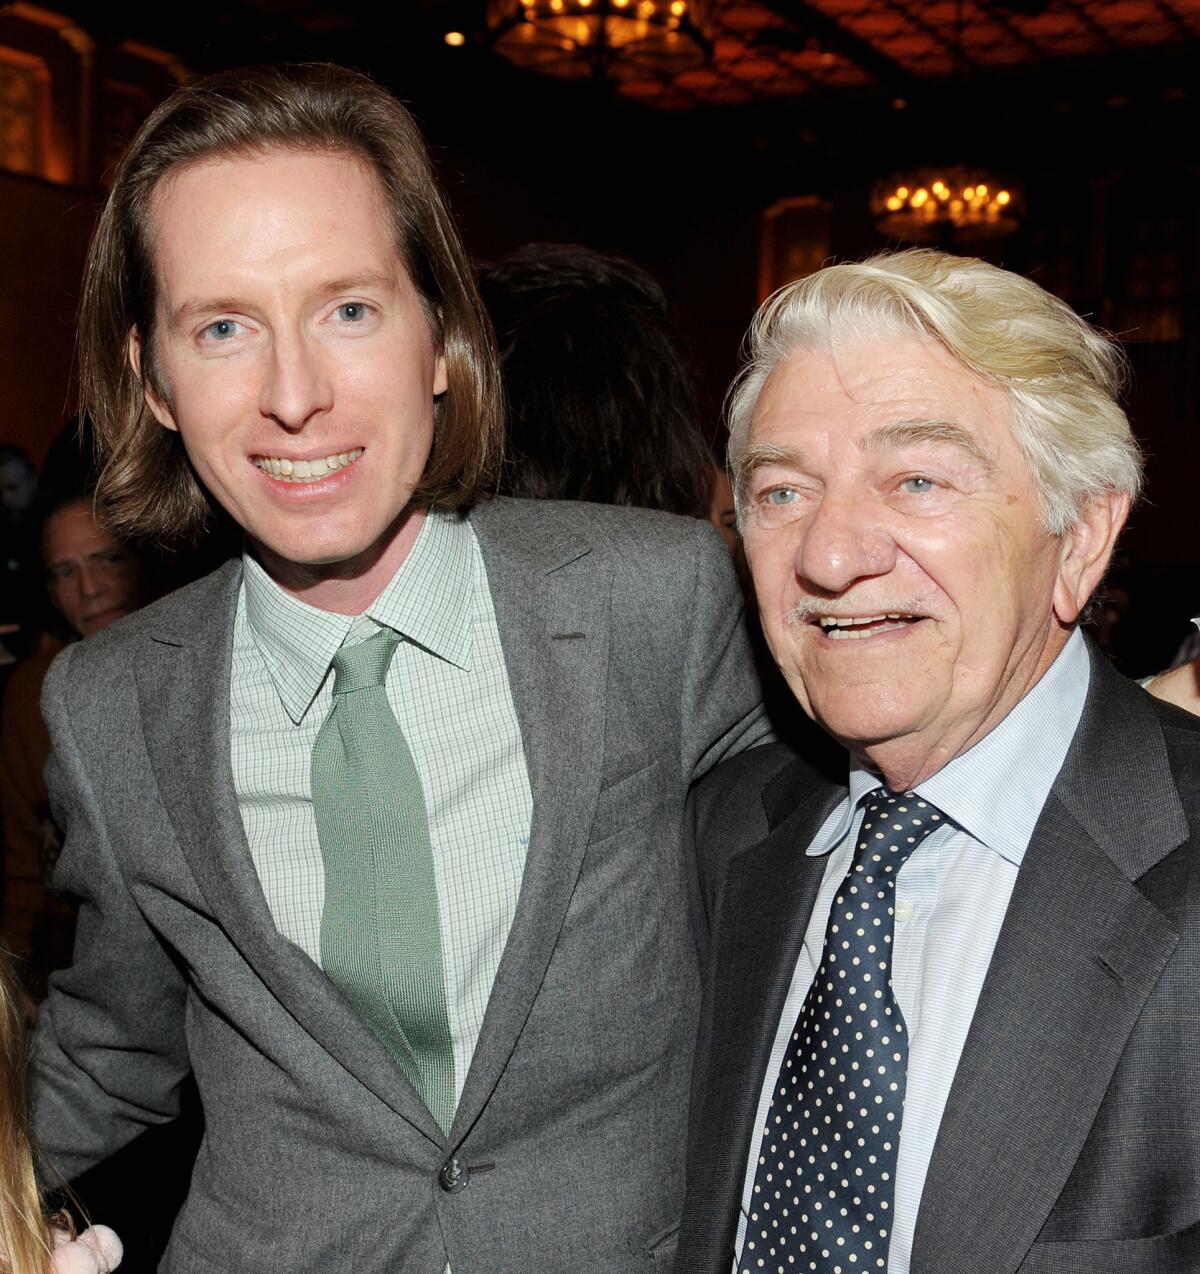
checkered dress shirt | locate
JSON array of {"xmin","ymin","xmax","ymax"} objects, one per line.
[{"xmin": 229, "ymin": 509, "xmax": 533, "ymax": 1103}]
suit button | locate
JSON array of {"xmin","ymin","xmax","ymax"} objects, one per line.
[{"xmin": 438, "ymin": 1155, "xmax": 469, "ymax": 1193}]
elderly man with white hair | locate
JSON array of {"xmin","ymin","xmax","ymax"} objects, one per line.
[{"xmin": 675, "ymin": 249, "xmax": 1200, "ymax": 1274}]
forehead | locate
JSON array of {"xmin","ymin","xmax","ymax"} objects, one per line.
[
  {"xmin": 43, "ymin": 503, "xmax": 116, "ymax": 558},
  {"xmin": 751, "ymin": 332, "xmax": 1014, "ymax": 450},
  {"xmin": 147, "ymin": 148, "xmax": 399, "ymax": 293}
]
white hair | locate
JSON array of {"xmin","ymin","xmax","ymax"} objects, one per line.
[{"xmin": 726, "ymin": 248, "xmax": 1143, "ymax": 535}]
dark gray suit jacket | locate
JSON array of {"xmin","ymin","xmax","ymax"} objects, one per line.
[
  {"xmin": 29, "ymin": 497, "xmax": 768, "ymax": 1274},
  {"xmin": 677, "ymin": 640, "xmax": 1200, "ymax": 1274}
]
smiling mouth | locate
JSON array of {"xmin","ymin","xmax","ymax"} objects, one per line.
[
  {"xmin": 816, "ymin": 613, "xmax": 924, "ymax": 640},
  {"xmin": 253, "ymin": 448, "xmax": 363, "ymax": 482}
]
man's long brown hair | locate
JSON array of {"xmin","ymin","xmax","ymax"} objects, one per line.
[{"xmin": 79, "ymin": 63, "xmax": 503, "ymax": 545}]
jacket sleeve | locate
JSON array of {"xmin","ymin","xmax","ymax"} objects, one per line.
[
  {"xmin": 679, "ymin": 519, "xmax": 772, "ymax": 787},
  {"xmin": 29, "ymin": 644, "xmax": 191, "ymax": 1186}
]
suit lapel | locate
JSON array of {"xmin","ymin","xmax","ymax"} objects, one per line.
[
  {"xmin": 912, "ymin": 649, "xmax": 1186, "ymax": 1274},
  {"xmin": 451, "ymin": 499, "xmax": 611, "ymax": 1139},
  {"xmin": 687, "ymin": 765, "xmax": 845, "ymax": 1268},
  {"xmin": 135, "ymin": 562, "xmax": 445, "ymax": 1146}
]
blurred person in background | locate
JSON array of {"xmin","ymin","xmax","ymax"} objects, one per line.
[
  {"xmin": 0, "ymin": 445, "xmax": 41, "ymax": 680},
  {"xmin": 708, "ymin": 459, "xmax": 739, "ymax": 553},
  {"xmin": 0, "ymin": 949, "xmax": 123, "ymax": 1273},
  {"xmin": 481, "ymin": 241, "xmax": 713, "ymax": 517},
  {"xmin": 0, "ymin": 490, "xmax": 150, "ymax": 1001},
  {"xmin": 0, "ymin": 448, "xmax": 36, "ymax": 521},
  {"xmin": 1145, "ymin": 622, "xmax": 1200, "ymax": 714}
]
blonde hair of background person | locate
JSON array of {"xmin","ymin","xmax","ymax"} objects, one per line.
[
  {"xmin": 0, "ymin": 948, "xmax": 46, "ymax": 1274},
  {"xmin": 725, "ymin": 247, "xmax": 1143, "ymax": 533},
  {"xmin": 0, "ymin": 955, "xmax": 120, "ymax": 1273}
]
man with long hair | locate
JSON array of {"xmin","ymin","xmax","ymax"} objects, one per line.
[{"xmin": 29, "ymin": 65, "xmax": 765, "ymax": 1273}]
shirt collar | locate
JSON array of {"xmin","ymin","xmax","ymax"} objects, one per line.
[
  {"xmin": 807, "ymin": 627, "xmax": 1092, "ymax": 866},
  {"xmin": 361, "ymin": 508, "xmax": 475, "ymax": 672},
  {"xmin": 242, "ymin": 508, "xmax": 476, "ymax": 725}
]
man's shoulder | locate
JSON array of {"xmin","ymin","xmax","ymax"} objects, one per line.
[
  {"xmin": 469, "ymin": 494, "xmax": 717, "ymax": 557},
  {"xmin": 688, "ymin": 741, "xmax": 841, "ymax": 896},
  {"xmin": 1078, "ymin": 645, "xmax": 1200, "ymax": 779},
  {"xmin": 691, "ymin": 741, "xmax": 832, "ymax": 837},
  {"xmin": 1151, "ymin": 693, "xmax": 1200, "ymax": 787}
]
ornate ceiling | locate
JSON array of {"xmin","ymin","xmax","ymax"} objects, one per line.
[{"xmin": 621, "ymin": 0, "xmax": 1200, "ymax": 106}]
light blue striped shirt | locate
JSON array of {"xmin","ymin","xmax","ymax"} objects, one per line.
[{"xmin": 736, "ymin": 627, "xmax": 1091, "ymax": 1274}]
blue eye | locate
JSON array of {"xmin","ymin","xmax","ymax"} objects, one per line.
[
  {"xmin": 203, "ymin": 319, "xmax": 239, "ymax": 341},
  {"xmin": 900, "ymin": 476, "xmax": 935, "ymax": 494},
  {"xmin": 335, "ymin": 303, "xmax": 370, "ymax": 322},
  {"xmin": 766, "ymin": 487, "xmax": 798, "ymax": 506}
]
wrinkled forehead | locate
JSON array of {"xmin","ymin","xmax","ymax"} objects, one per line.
[{"xmin": 751, "ymin": 327, "xmax": 1015, "ymax": 446}]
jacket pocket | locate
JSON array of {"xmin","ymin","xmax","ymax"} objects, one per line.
[
  {"xmin": 643, "ymin": 1220, "xmax": 680, "ymax": 1273},
  {"xmin": 590, "ymin": 759, "xmax": 661, "ymax": 843},
  {"xmin": 1019, "ymin": 1218, "xmax": 1200, "ymax": 1274}
]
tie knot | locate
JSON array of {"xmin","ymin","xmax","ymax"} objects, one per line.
[
  {"xmin": 330, "ymin": 628, "xmax": 402, "ymax": 695},
  {"xmin": 852, "ymin": 786, "xmax": 947, "ymax": 880}
]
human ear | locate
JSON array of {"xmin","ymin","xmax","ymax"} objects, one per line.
[
  {"xmin": 127, "ymin": 327, "xmax": 178, "ymax": 432},
  {"xmin": 1052, "ymin": 490, "xmax": 1131, "ymax": 624}
]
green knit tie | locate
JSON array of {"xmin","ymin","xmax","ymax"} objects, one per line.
[{"xmin": 311, "ymin": 627, "xmax": 455, "ymax": 1134}]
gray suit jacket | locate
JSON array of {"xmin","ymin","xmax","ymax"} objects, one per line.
[
  {"xmin": 677, "ymin": 640, "xmax": 1200, "ymax": 1274},
  {"xmin": 29, "ymin": 497, "xmax": 768, "ymax": 1274}
]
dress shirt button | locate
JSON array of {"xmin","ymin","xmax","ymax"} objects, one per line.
[
  {"xmin": 438, "ymin": 1155, "xmax": 469, "ymax": 1193},
  {"xmin": 895, "ymin": 899, "xmax": 914, "ymax": 923}
]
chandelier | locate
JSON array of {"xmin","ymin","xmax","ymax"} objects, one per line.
[
  {"xmin": 487, "ymin": 0, "xmax": 714, "ymax": 81},
  {"xmin": 871, "ymin": 167, "xmax": 1022, "ymax": 243}
]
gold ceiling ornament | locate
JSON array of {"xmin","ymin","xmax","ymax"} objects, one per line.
[
  {"xmin": 487, "ymin": 0, "xmax": 714, "ymax": 81},
  {"xmin": 871, "ymin": 167, "xmax": 1022, "ymax": 243}
]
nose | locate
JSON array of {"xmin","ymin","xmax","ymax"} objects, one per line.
[
  {"xmin": 76, "ymin": 563, "xmax": 106, "ymax": 600},
  {"xmin": 796, "ymin": 493, "xmax": 897, "ymax": 595},
  {"xmin": 258, "ymin": 327, "xmax": 334, "ymax": 431}
]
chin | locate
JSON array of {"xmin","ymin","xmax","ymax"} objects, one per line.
[{"xmin": 807, "ymin": 694, "xmax": 923, "ymax": 753}]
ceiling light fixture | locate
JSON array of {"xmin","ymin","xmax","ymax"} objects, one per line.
[
  {"xmin": 871, "ymin": 168, "xmax": 1021, "ymax": 242},
  {"xmin": 872, "ymin": 0, "xmax": 1021, "ymax": 243},
  {"xmin": 487, "ymin": 0, "xmax": 714, "ymax": 81}
]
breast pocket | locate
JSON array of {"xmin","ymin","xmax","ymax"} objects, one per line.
[
  {"xmin": 1020, "ymin": 1220, "xmax": 1200, "ymax": 1274},
  {"xmin": 589, "ymin": 759, "xmax": 662, "ymax": 844}
]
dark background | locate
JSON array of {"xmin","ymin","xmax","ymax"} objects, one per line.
[{"xmin": 1, "ymin": 0, "xmax": 1197, "ymax": 670}]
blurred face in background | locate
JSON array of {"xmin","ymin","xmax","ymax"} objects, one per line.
[
  {"xmin": 0, "ymin": 458, "xmax": 36, "ymax": 518},
  {"xmin": 43, "ymin": 502, "xmax": 147, "ymax": 637},
  {"xmin": 708, "ymin": 463, "xmax": 739, "ymax": 552}
]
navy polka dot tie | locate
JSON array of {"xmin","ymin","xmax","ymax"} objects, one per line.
[{"xmin": 737, "ymin": 789, "xmax": 947, "ymax": 1274}]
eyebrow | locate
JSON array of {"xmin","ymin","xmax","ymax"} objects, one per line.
[
  {"xmin": 860, "ymin": 419, "xmax": 995, "ymax": 470},
  {"xmin": 737, "ymin": 443, "xmax": 807, "ymax": 497},
  {"xmin": 169, "ymin": 269, "xmax": 400, "ymax": 328},
  {"xmin": 740, "ymin": 442, "xmax": 806, "ymax": 474},
  {"xmin": 46, "ymin": 546, "xmax": 127, "ymax": 568},
  {"xmin": 738, "ymin": 420, "xmax": 994, "ymax": 496}
]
